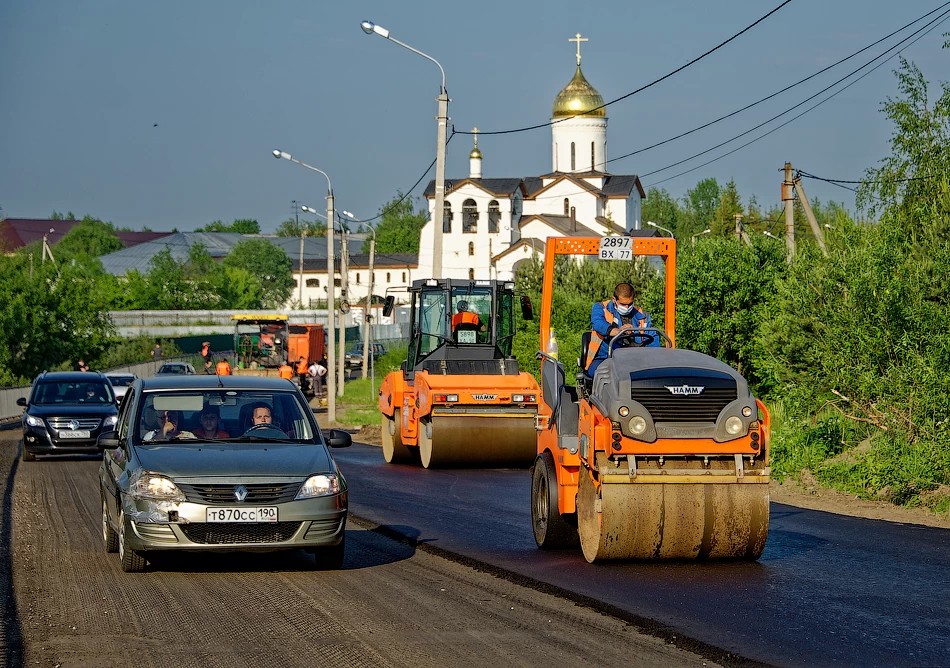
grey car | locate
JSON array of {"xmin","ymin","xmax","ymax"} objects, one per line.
[{"xmin": 98, "ymin": 375, "xmax": 351, "ymax": 572}]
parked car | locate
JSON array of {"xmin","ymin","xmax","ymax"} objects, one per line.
[
  {"xmin": 17, "ymin": 371, "xmax": 118, "ymax": 462},
  {"xmin": 155, "ymin": 362, "xmax": 196, "ymax": 376},
  {"xmin": 344, "ymin": 342, "xmax": 387, "ymax": 369},
  {"xmin": 98, "ymin": 375, "xmax": 351, "ymax": 572},
  {"xmin": 105, "ymin": 372, "xmax": 137, "ymax": 405}
]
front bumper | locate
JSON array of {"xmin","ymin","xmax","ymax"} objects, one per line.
[
  {"xmin": 22, "ymin": 427, "xmax": 104, "ymax": 455},
  {"xmin": 120, "ymin": 493, "xmax": 348, "ymax": 553}
]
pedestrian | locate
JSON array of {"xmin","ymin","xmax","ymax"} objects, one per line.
[
  {"xmin": 215, "ymin": 357, "xmax": 232, "ymax": 376},
  {"xmin": 75, "ymin": 359, "xmax": 90, "ymax": 372},
  {"xmin": 308, "ymin": 358, "xmax": 327, "ymax": 398},
  {"xmin": 278, "ymin": 360, "xmax": 294, "ymax": 380},
  {"xmin": 151, "ymin": 342, "xmax": 163, "ymax": 360},
  {"xmin": 296, "ymin": 355, "xmax": 310, "ymax": 394},
  {"xmin": 201, "ymin": 341, "xmax": 213, "ymax": 374}
]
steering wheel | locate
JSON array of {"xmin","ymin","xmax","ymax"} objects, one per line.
[
  {"xmin": 242, "ymin": 423, "xmax": 288, "ymax": 438},
  {"xmin": 608, "ymin": 327, "xmax": 673, "ymax": 352}
]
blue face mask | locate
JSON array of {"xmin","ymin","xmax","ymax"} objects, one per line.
[{"xmin": 615, "ymin": 301, "xmax": 635, "ymax": 316}]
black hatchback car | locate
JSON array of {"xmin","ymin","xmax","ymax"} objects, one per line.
[{"xmin": 18, "ymin": 371, "xmax": 118, "ymax": 462}]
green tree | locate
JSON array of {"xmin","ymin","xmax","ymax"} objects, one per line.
[
  {"xmin": 641, "ymin": 187, "xmax": 682, "ymax": 236},
  {"xmin": 372, "ymin": 193, "xmax": 427, "ymax": 254},
  {"xmin": 680, "ymin": 178, "xmax": 720, "ymax": 238},
  {"xmin": 223, "ymin": 239, "xmax": 294, "ymax": 308},
  {"xmin": 54, "ymin": 216, "xmax": 123, "ymax": 259},
  {"xmin": 196, "ymin": 219, "xmax": 262, "ymax": 234},
  {"xmin": 710, "ymin": 180, "xmax": 744, "ymax": 236},
  {"xmin": 275, "ymin": 218, "xmax": 326, "ymax": 238}
]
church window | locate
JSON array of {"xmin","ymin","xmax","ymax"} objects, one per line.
[
  {"xmin": 443, "ymin": 202, "xmax": 452, "ymax": 233},
  {"xmin": 488, "ymin": 200, "xmax": 500, "ymax": 233},
  {"xmin": 462, "ymin": 199, "xmax": 478, "ymax": 233},
  {"xmin": 386, "ymin": 272, "xmax": 391, "ymax": 283},
  {"xmin": 355, "ymin": 273, "xmax": 361, "ymax": 285},
  {"xmin": 563, "ymin": 198, "xmax": 570, "ymax": 215},
  {"xmin": 334, "ymin": 278, "xmax": 341, "ymax": 288},
  {"xmin": 401, "ymin": 271, "xmax": 406, "ymax": 281},
  {"xmin": 306, "ymin": 279, "xmax": 320, "ymax": 288},
  {"xmin": 468, "ymin": 242, "xmax": 475, "ymax": 256},
  {"xmin": 591, "ymin": 142, "xmax": 596, "ymax": 170},
  {"xmin": 570, "ymin": 142, "xmax": 576, "ymax": 171},
  {"xmin": 469, "ymin": 268, "xmax": 475, "ymax": 280}
]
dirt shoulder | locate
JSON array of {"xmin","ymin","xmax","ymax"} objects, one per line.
[{"xmin": 351, "ymin": 425, "xmax": 950, "ymax": 530}]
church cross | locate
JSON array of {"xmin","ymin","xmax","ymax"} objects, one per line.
[{"xmin": 569, "ymin": 33, "xmax": 588, "ymax": 66}]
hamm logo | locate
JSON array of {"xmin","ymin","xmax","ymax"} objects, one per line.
[
  {"xmin": 665, "ymin": 385, "xmax": 705, "ymax": 396},
  {"xmin": 472, "ymin": 394, "xmax": 497, "ymax": 401}
]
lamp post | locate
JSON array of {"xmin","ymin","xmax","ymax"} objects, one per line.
[
  {"xmin": 646, "ymin": 220, "xmax": 674, "ymax": 238},
  {"xmin": 335, "ymin": 213, "xmax": 349, "ymax": 397},
  {"xmin": 292, "ymin": 200, "xmax": 306, "ymax": 307},
  {"xmin": 690, "ymin": 228, "xmax": 711, "ymax": 245},
  {"xmin": 273, "ymin": 149, "xmax": 336, "ymax": 424},
  {"xmin": 361, "ymin": 20, "xmax": 447, "ymax": 278},
  {"xmin": 763, "ymin": 230, "xmax": 780, "ymax": 240},
  {"xmin": 344, "ymin": 214, "xmax": 376, "ymax": 382}
]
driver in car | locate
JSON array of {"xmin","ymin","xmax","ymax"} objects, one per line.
[
  {"xmin": 252, "ymin": 404, "xmax": 273, "ymax": 425},
  {"xmin": 584, "ymin": 281, "xmax": 659, "ymax": 377}
]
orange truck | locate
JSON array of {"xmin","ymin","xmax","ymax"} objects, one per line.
[
  {"xmin": 378, "ymin": 279, "xmax": 539, "ymax": 468},
  {"xmin": 287, "ymin": 324, "xmax": 325, "ymax": 367},
  {"xmin": 531, "ymin": 236, "xmax": 771, "ymax": 562}
]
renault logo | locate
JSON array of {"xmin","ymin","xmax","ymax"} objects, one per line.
[{"xmin": 233, "ymin": 485, "xmax": 249, "ymax": 502}]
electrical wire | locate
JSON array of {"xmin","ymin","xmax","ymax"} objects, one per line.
[
  {"xmin": 642, "ymin": 7, "xmax": 950, "ymax": 187},
  {"xmin": 455, "ymin": 0, "xmax": 794, "ymax": 137}
]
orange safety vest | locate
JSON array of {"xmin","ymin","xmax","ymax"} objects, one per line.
[
  {"xmin": 451, "ymin": 311, "xmax": 480, "ymax": 330},
  {"xmin": 296, "ymin": 359, "xmax": 308, "ymax": 374},
  {"xmin": 584, "ymin": 300, "xmax": 648, "ymax": 373},
  {"xmin": 278, "ymin": 364, "xmax": 294, "ymax": 380},
  {"xmin": 216, "ymin": 360, "xmax": 232, "ymax": 376}
]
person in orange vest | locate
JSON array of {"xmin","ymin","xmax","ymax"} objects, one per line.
[
  {"xmin": 295, "ymin": 356, "xmax": 310, "ymax": 394},
  {"xmin": 451, "ymin": 300, "xmax": 482, "ymax": 331},
  {"xmin": 584, "ymin": 282, "xmax": 658, "ymax": 378},
  {"xmin": 278, "ymin": 360, "xmax": 294, "ymax": 380},
  {"xmin": 216, "ymin": 357, "xmax": 232, "ymax": 376}
]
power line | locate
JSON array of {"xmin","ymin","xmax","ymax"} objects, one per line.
[{"xmin": 455, "ymin": 0, "xmax": 794, "ymax": 137}]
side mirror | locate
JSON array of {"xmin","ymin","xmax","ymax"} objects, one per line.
[
  {"xmin": 520, "ymin": 295, "xmax": 534, "ymax": 321},
  {"xmin": 326, "ymin": 428, "xmax": 352, "ymax": 448},
  {"xmin": 98, "ymin": 431, "xmax": 119, "ymax": 449},
  {"xmin": 16, "ymin": 397, "xmax": 27, "ymax": 407},
  {"xmin": 382, "ymin": 295, "xmax": 395, "ymax": 318}
]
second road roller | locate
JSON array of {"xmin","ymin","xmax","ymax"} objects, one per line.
[
  {"xmin": 378, "ymin": 278, "xmax": 540, "ymax": 468},
  {"xmin": 531, "ymin": 235, "xmax": 770, "ymax": 561}
]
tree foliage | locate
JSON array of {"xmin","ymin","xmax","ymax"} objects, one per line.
[
  {"xmin": 195, "ymin": 219, "xmax": 261, "ymax": 234},
  {"xmin": 222, "ymin": 239, "xmax": 294, "ymax": 308},
  {"xmin": 371, "ymin": 193, "xmax": 427, "ymax": 254}
]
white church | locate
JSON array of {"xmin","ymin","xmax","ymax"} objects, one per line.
[{"xmin": 416, "ymin": 34, "xmax": 645, "ymax": 281}]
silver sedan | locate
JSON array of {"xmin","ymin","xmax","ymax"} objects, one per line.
[{"xmin": 98, "ymin": 375, "xmax": 350, "ymax": 572}]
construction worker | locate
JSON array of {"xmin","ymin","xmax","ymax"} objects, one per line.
[
  {"xmin": 278, "ymin": 360, "xmax": 294, "ymax": 380},
  {"xmin": 295, "ymin": 356, "xmax": 310, "ymax": 394},
  {"xmin": 216, "ymin": 357, "xmax": 232, "ymax": 376},
  {"xmin": 451, "ymin": 300, "xmax": 482, "ymax": 331}
]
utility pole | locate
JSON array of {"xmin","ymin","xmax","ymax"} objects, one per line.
[
  {"xmin": 41, "ymin": 228, "xmax": 56, "ymax": 264},
  {"xmin": 783, "ymin": 162, "xmax": 796, "ymax": 263},
  {"xmin": 362, "ymin": 233, "xmax": 375, "ymax": 381},
  {"xmin": 735, "ymin": 213, "xmax": 751, "ymax": 247},
  {"xmin": 294, "ymin": 201, "xmax": 305, "ymax": 307},
  {"xmin": 337, "ymin": 219, "xmax": 349, "ymax": 398}
]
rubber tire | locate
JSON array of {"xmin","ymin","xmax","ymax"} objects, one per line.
[
  {"xmin": 381, "ymin": 409, "xmax": 415, "ymax": 464},
  {"xmin": 118, "ymin": 510, "xmax": 147, "ymax": 573},
  {"xmin": 102, "ymin": 496, "xmax": 118, "ymax": 553},
  {"xmin": 531, "ymin": 452, "xmax": 579, "ymax": 549},
  {"xmin": 311, "ymin": 534, "xmax": 345, "ymax": 570},
  {"xmin": 20, "ymin": 442, "xmax": 35, "ymax": 462}
]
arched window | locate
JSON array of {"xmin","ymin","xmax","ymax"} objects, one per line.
[
  {"xmin": 355, "ymin": 273, "xmax": 361, "ymax": 285},
  {"xmin": 462, "ymin": 199, "xmax": 478, "ymax": 233},
  {"xmin": 468, "ymin": 242, "xmax": 475, "ymax": 256},
  {"xmin": 488, "ymin": 200, "xmax": 500, "ymax": 233},
  {"xmin": 563, "ymin": 198, "xmax": 570, "ymax": 215},
  {"xmin": 306, "ymin": 278, "xmax": 320, "ymax": 288},
  {"xmin": 570, "ymin": 142, "xmax": 576, "ymax": 171},
  {"xmin": 468, "ymin": 268, "xmax": 475, "ymax": 280},
  {"xmin": 401, "ymin": 271, "xmax": 406, "ymax": 282},
  {"xmin": 591, "ymin": 142, "xmax": 596, "ymax": 170},
  {"xmin": 442, "ymin": 202, "xmax": 452, "ymax": 233},
  {"xmin": 386, "ymin": 272, "xmax": 391, "ymax": 283}
]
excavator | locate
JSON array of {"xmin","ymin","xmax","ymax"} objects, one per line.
[
  {"xmin": 378, "ymin": 278, "xmax": 539, "ymax": 468},
  {"xmin": 531, "ymin": 236, "xmax": 770, "ymax": 561}
]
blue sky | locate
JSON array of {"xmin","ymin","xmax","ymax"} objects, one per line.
[{"xmin": 1, "ymin": 0, "xmax": 946, "ymax": 232}]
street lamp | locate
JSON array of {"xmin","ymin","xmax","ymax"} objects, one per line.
[
  {"xmin": 343, "ymin": 213, "xmax": 377, "ymax": 383},
  {"xmin": 763, "ymin": 230, "xmax": 780, "ymax": 240},
  {"xmin": 646, "ymin": 220, "xmax": 674, "ymax": 237},
  {"xmin": 273, "ymin": 149, "xmax": 337, "ymax": 424},
  {"xmin": 691, "ymin": 228, "xmax": 711, "ymax": 245},
  {"xmin": 361, "ymin": 20, "xmax": 448, "ymax": 279}
]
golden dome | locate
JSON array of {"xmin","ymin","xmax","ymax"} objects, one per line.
[
  {"xmin": 470, "ymin": 146, "xmax": 482, "ymax": 159},
  {"xmin": 552, "ymin": 66, "xmax": 605, "ymax": 118}
]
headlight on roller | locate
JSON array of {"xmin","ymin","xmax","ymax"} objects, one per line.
[
  {"xmin": 725, "ymin": 416, "xmax": 744, "ymax": 435},
  {"xmin": 618, "ymin": 406, "xmax": 629, "ymax": 417},
  {"xmin": 628, "ymin": 416, "xmax": 647, "ymax": 435},
  {"xmin": 296, "ymin": 474, "xmax": 341, "ymax": 499},
  {"xmin": 129, "ymin": 471, "xmax": 185, "ymax": 501}
]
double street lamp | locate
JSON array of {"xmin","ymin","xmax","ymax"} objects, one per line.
[
  {"xmin": 273, "ymin": 149, "xmax": 337, "ymax": 424},
  {"xmin": 361, "ymin": 20, "xmax": 448, "ymax": 278}
]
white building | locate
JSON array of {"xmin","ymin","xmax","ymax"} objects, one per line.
[{"xmin": 416, "ymin": 35, "xmax": 645, "ymax": 281}]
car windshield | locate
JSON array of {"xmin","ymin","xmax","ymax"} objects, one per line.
[
  {"xmin": 136, "ymin": 389, "xmax": 315, "ymax": 444},
  {"xmin": 34, "ymin": 381, "xmax": 114, "ymax": 405},
  {"xmin": 108, "ymin": 376, "xmax": 135, "ymax": 387},
  {"xmin": 158, "ymin": 365, "xmax": 187, "ymax": 374}
]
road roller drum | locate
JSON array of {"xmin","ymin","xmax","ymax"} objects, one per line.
[{"xmin": 419, "ymin": 411, "xmax": 537, "ymax": 468}]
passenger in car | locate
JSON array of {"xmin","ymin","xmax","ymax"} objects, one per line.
[
  {"xmin": 194, "ymin": 406, "xmax": 230, "ymax": 439},
  {"xmin": 143, "ymin": 408, "xmax": 195, "ymax": 441}
]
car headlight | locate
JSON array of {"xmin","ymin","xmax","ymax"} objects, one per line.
[
  {"xmin": 25, "ymin": 415, "xmax": 44, "ymax": 428},
  {"xmin": 129, "ymin": 470, "xmax": 185, "ymax": 501},
  {"xmin": 724, "ymin": 416, "xmax": 744, "ymax": 435},
  {"xmin": 296, "ymin": 474, "xmax": 341, "ymax": 499},
  {"xmin": 104, "ymin": 415, "xmax": 118, "ymax": 427}
]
